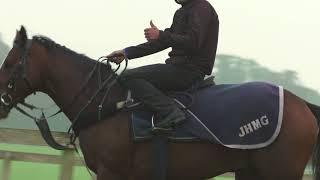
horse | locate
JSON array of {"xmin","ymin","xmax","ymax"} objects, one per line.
[{"xmin": 1, "ymin": 26, "xmax": 320, "ymax": 180}]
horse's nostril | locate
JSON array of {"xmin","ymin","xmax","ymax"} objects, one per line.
[{"xmin": 0, "ymin": 93, "xmax": 12, "ymax": 106}]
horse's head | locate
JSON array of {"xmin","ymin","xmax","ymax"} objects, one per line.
[{"xmin": 0, "ymin": 26, "xmax": 46, "ymax": 119}]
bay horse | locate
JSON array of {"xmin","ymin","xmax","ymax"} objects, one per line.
[{"xmin": 1, "ymin": 26, "xmax": 320, "ymax": 180}]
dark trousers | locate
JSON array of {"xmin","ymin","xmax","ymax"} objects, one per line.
[{"xmin": 118, "ymin": 63, "xmax": 205, "ymax": 118}]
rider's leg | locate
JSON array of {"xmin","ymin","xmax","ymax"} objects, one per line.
[{"xmin": 119, "ymin": 63, "xmax": 204, "ymax": 129}]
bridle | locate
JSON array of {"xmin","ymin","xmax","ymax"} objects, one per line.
[
  {"xmin": 1, "ymin": 37, "xmax": 129, "ymax": 150},
  {"xmin": 0, "ymin": 39, "xmax": 34, "ymax": 112},
  {"xmin": 0, "ymin": 39, "xmax": 73, "ymax": 150}
]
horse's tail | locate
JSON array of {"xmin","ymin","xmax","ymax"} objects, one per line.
[{"xmin": 306, "ymin": 102, "xmax": 320, "ymax": 180}]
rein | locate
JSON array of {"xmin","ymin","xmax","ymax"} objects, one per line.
[
  {"xmin": 67, "ymin": 57, "xmax": 128, "ymax": 142},
  {"xmin": 1, "ymin": 38, "xmax": 129, "ymax": 150}
]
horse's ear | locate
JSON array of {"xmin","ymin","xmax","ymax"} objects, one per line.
[
  {"xmin": 15, "ymin": 25, "xmax": 28, "ymax": 48},
  {"xmin": 19, "ymin": 26, "xmax": 27, "ymax": 38}
]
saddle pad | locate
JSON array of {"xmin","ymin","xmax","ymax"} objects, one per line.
[{"xmin": 131, "ymin": 82, "xmax": 284, "ymax": 149}]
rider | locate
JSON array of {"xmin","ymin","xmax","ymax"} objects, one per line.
[{"xmin": 107, "ymin": 0, "xmax": 219, "ymax": 131}]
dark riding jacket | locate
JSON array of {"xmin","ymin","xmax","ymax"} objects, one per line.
[{"xmin": 124, "ymin": 0, "xmax": 219, "ymax": 75}]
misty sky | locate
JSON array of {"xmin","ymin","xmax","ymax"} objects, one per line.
[{"xmin": 1, "ymin": 0, "xmax": 320, "ymax": 90}]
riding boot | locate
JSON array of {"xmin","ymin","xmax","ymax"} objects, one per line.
[
  {"xmin": 152, "ymin": 108, "xmax": 186, "ymax": 132},
  {"xmin": 119, "ymin": 78, "xmax": 186, "ymax": 130}
]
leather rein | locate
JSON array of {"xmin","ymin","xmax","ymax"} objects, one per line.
[{"xmin": 1, "ymin": 38, "xmax": 128, "ymax": 150}]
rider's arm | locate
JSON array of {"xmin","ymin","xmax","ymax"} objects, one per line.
[{"xmin": 124, "ymin": 28, "xmax": 171, "ymax": 59}]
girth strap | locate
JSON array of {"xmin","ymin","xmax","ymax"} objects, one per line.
[{"xmin": 152, "ymin": 135, "xmax": 168, "ymax": 180}]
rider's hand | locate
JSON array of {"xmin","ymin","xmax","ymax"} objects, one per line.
[
  {"xmin": 106, "ymin": 49, "xmax": 126, "ymax": 64},
  {"xmin": 144, "ymin": 20, "xmax": 160, "ymax": 41}
]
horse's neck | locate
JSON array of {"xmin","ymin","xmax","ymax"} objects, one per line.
[{"xmin": 43, "ymin": 54, "xmax": 124, "ymax": 121}]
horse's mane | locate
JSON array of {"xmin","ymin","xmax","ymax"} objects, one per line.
[{"xmin": 32, "ymin": 35, "xmax": 111, "ymax": 69}]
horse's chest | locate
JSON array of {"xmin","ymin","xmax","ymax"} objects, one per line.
[{"xmin": 78, "ymin": 119, "xmax": 132, "ymax": 172}]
